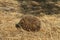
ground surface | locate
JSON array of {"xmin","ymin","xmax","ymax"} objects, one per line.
[{"xmin": 0, "ymin": 0, "xmax": 60, "ymax": 40}]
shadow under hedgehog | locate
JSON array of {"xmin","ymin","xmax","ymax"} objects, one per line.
[{"xmin": 16, "ymin": 15, "xmax": 41, "ymax": 32}]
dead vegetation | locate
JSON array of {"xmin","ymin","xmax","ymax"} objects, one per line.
[
  {"xmin": 19, "ymin": 0, "xmax": 60, "ymax": 15},
  {"xmin": 0, "ymin": 0, "xmax": 60, "ymax": 40}
]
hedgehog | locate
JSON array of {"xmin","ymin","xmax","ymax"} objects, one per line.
[{"xmin": 16, "ymin": 15, "xmax": 41, "ymax": 32}]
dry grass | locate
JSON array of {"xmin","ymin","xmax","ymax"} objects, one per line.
[{"xmin": 0, "ymin": 0, "xmax": 60, "ymax": 40}]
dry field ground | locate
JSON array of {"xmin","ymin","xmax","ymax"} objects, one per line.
[{"xmin": 0, "ymin": 0, "xmax": 60, "ymax": 40}]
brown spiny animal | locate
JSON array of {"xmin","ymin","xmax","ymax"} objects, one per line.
[{"xmin": 16, "ymin": 15, "xmax": 41, "ymax": 32}]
